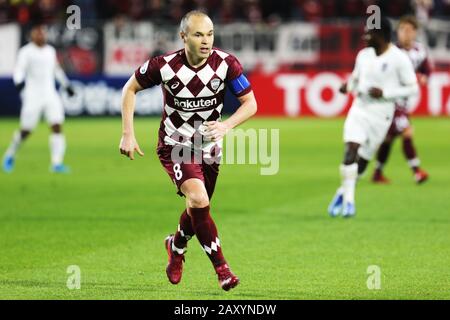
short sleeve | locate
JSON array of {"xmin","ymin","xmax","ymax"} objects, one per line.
[
  {"xmin": 134, "ymin": 56, "xmax": 163, "ymax": 89},
  {"xmin": 225, "ymin": 54, "xmax": 252, "ymax": 96},
  {"xmin": 417, "ymin": 56, "xmax": 432, "ymax": 77},
  {"xmin": 225, "ymin": 54, "xmax": 244, "ymax": 81}
]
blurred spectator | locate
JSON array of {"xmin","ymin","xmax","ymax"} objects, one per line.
[
  {"xmin": 380, "ymin": 0, "xmax": 413, "ymax": 17},
  {"xmin": 9, "ymin": 0, "xmax": 35, "ymax": 25},
  {"xmin": 413, "ymin": 0, "xmax": 434, "ymax": 23},
  {"xmin": 214, "ymin": 0, "xmax": 239, "ymax": 23},
  {"xmin": 243, "ymin": 0, "xmax": 263, "ymax": 24},
  {"xmin": 31, "ymin": 0, "xmax": 67, "ymax": 24},
  {"xmin": 72, "ymin": 0, "xmax": 97, "ymax": 25},
  {"xmin": 300, "ymin": 0, "xmax": 323, "ymax": 22},
  {"xmin": 338, "ymin": 0, "xmax": 366, "ymax": 18},
  {"xmin": 0, "ymin": 0, "xmax": 12, "ymax": 23},
  {"xmin": 432, "ymin": 0, "xmax": 450, "ymax": 16},
  {"xmin": 1, "ymin": 0, "xmax": 448, "ymax": 26}
]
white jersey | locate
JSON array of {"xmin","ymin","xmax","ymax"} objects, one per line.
[
  {"xmin": 344, "ymin": 44, "xmax": 419, "ymax": 160},
  {"xmin": 13, "ymin": 42, "xmax": 68, "ymax": 97},
  {"xmin": 348, "ymin": 44, "xmax": 418, "ymax": 118},
  {"xmin": 13, "ymin": 42, "xmax": 68, "ymax": 130}
]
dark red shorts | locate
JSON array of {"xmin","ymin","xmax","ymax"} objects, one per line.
[
  {"xmin": 387, "ymin": 108, "xmax": 411, "ymax": 136},
  {"xmin": 157, "ymin": 144, "xmax": 220, "ymax": 198}
]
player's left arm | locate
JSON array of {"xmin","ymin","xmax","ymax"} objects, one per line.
[
  {"xmin": 204, "ymin": 91, "xmax": 257, "ymax": 142},
  {"xmin": 417, "ymin": 55, "xmax": 433, "ymax": 85},
  {"xmin": 204, "ymin": 55, "xmax": 257, "ymax": 142},
  {"xmin": 54, "ymin": 52, "xmax": 75, "ymax": 96},
  {"xmin": 380, "ymin": 54, "xmax": 419, "ymax": 100},
  {"xmin": 204, "ymin": 79, "xmax": 257, "ymax": 142}
]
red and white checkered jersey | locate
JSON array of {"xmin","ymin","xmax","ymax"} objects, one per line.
[
  {"xmin": 396, "ymin": 42, "xmax": 432, "ymax": 111},
  {"xmin": 135, "ymin": 48, "xmax": 252, "ymax": 160},
  {"xmin": 398, "ymin": 41, "xmax": 432, "ymax": 76}
]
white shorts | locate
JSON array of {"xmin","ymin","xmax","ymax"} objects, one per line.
[
  {"xmin": 343, "ymin": 106, "xmax": 393, "ymax": 160},
  {"xmin": 20, "ymin": 92, "xmax": 65, "ymax": 131}
]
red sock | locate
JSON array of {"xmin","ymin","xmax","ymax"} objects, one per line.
[
  {"xmin": 173, "ymin": 210, "xmax": 195, "ymax": 253},
  {"xmin": 403, "ymin": 137, "xmax": 419, "ymax": 172},
  {"xmin": 189, "ymin": 205, "xmax": 226, "ymax": 267}
]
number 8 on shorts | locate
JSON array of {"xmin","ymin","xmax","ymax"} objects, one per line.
[{"xmin": 173, "ymin": 163, "xmax": 183, "ymax": 181}]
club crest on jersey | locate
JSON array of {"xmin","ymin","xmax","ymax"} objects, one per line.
[
  {"xmin": 210, "ymin": 78, "xmax": 220, "ymax": 91},
  {"xmin": 381, "ymin": 63, "xmax": 388, "ymax": 72},
  {"xmin": 140, "ymin": 61, "xmax": 149, "ymax": 74}
]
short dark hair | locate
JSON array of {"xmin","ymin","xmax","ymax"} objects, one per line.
[
  {"xmin": 398, "ymin": 15, "xmax": 419, "ymax": 30},
  {"xmin": 29, "ymin": 19, "xmax": 46, "ymax": 30},
  {"xmin": 370, "ymin": 17, "xmax": 392, "ymax": 42}
]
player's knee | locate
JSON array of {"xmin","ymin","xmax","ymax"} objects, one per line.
[
  {"xmin": 343, "ymin": 144, "xmax": 359, "ymax": 165},
  {"xmin": 357, "ymin": 157, "xmax": 369, "ymax": 175},
  {"xmin": 51, "ymin": 124, "xmax": 62, "ymax": 134},
  {"xmin": 403, "ymin": 127, "xmax": 413, "ymax": 138},
  {"xmin": 187, "ymin": 192, "xmax": 210, "ymax": 208},
  {"xmin": 20, "ymin": 130, "xmax": 31, "ymax": 140},
  {"xmin": 384, "ymin": 134, "xmax": 394, "ymax": 143}
]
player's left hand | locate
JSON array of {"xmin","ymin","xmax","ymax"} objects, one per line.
[
  {"xmin": 66, "ymin": 85, "xmax": 75, "ymax": 97},
  {"xmin": 418, "ymin": 74, "xmax": 428, "ymax": 86},
  {"xmin": 203, "ymin": 121, "xmax": 230, "ymax": 142},
  {"xmin": 369, "ymin": 87, "xmax": 383, "ymax": 99}
]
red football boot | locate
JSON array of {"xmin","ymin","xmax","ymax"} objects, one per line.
[
  {"xmin": 164, "ymin": 235, "xmax": 185, "ymax": 284},
  {"xmin": 415, "ymin": 169, "xmax": 429, "ymax": 184},
  {"xmin": 215, "ymin": 264, "xmax": 239, "ymax": 291},
  {"xmin": 372, "ymin": 170, "xmax": 391, "ymax": 184}
]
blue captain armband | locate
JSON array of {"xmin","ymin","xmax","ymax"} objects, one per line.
[{"xmin": 229, "ymin": 74, "xmax": 251, "ymax": 95}]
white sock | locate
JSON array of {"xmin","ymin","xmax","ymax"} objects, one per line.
[
  {"xmin": 340, "ymin": 163, "xmax": 358, "ymax": 204},
  {"xmin": 408, "ymin": 158, "xmax": 420, "ymax": 168},
  {"xmin": 171, "ymin": 241, "xmax": 186, "ymax": 255},
  {"xmin": 4, "ymin": 131, "xmax": 23, "ymax": 159},
  {"xmin": 49, "ymin": 133, "xmax": 66, "ymax": 166},
  {"xmin": 376, "ymin": 161, "xmax": 384, "ymax": 170}
]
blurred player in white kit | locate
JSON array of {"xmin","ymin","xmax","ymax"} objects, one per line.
[
  {"xmin": 372, "ymin": 15, "xmax": 431, "ymax": 184},
  {"xmin": 2, "ymin": 23, "xmax": 74, "ymax": 173},
  {"xmin": 328, "ymin": 17, "xmax": 419, "ymax": 217}
]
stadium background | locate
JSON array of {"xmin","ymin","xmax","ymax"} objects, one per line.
[
  {"xmin": 1, "ymin": 0, "xmax": 450, "ymax": 300},
  {"xmin": 0, "ymin": 0, "xmax": 449, "ymax": 118}
]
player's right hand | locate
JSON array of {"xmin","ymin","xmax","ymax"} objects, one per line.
[
  {"xmin": 339, "ymin": 82, "xmax": 348, "ymax": 94},
  {"xmin": 369, "ymin": 87, "xmax": 383, "ymax": 99},
  {"xmin": 119, "ymin": 135, "xmax": 144, "ymax": 160},
  {"xmin": 66, "ymin": 85, "xmax": 75, "ymax": 97},
  {"xmin": 15, "ymin": 82, "xmax": 25, "ymax": 93}
]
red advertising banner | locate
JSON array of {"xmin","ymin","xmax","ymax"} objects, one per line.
[{"xmin": 249, "ymin": 71, "xmax": 450, "ymax": 117}]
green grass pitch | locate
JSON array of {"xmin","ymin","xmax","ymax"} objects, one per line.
[{"xmin": 0, "ymin": 117, "xmax": 449, "ymax": 299}]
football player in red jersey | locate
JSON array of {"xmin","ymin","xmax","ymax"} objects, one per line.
[
  {"xmin": 119, "ymin": 11, "xmax": 257, "ymax": 291},
  {"xmin": 372, "ymin": 15, "xmax": 430, "ymax": 184}
]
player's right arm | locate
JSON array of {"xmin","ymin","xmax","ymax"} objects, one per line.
[
  {"xmin": 119, "ymin": 57, "xmax": 162, "ymax": 160},
  {"xmin": 341, "ymin": 49, "xmax": 363, "ymax": 94},
  {"xmin": 119, "ymin": 74, "xmax": 145, "ymax": 160},
  {"xmin": 13, "ymin": 47, "xmax": 28, "ymax": 92}
]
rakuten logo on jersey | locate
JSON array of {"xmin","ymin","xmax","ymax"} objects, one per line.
[{"xmin": 174, "ymin": 97, "xmax": 218, "ymax": 110}]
